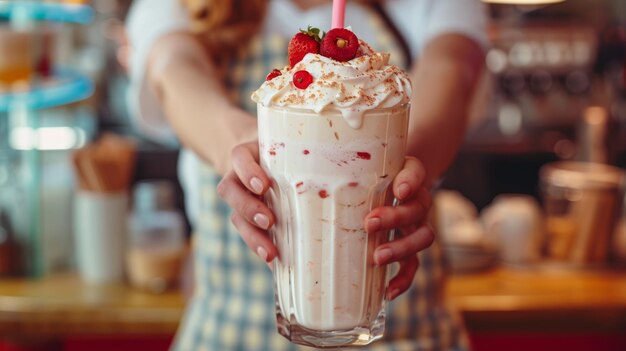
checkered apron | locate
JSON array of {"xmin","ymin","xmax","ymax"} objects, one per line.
[{"xmin": 172, "ymin": 10, "xmax": 469, "ymax": 351}]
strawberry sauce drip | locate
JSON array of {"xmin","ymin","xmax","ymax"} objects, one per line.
[
  {"xmin": 356, "ymin": 152, "xmax": 371, "ymax": 160},
  {"xmin": 318, "ymin": 190, "xmax": 329, "ymax": 199},
  {"xmin": 267, "ymin": 142, "xmax": 285, "ymax": 157}
]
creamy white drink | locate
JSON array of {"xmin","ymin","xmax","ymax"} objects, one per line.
[{"xmin": 253, "ymin": 36, "xmax": 411, "ymax": 348}]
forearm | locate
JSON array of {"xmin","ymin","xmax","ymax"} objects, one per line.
[
  {"xmin": 407, "ymin": 34, "xmax": 484, "ymax": 186},
  {"xmin": 148, "ymin": 32, "xmax": 257, "ymax": 175}
]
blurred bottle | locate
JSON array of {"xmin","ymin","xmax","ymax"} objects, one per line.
[
  {"xmin": 576, "ymin": 106, "xmax": 609, "ymax": 164},
  {"xmin": 0, "ymin": 25, "xmax": 33, "ymax": 86},
  {"xmin": 126, "ymin": 181, "xmax": 186, "ymax": 293}
]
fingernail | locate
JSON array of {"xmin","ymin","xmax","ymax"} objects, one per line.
[
  {"xmin": 397, "ymin": 183, "xmax": 411, "ymax": 200},
  {"xmin": 250, "ymin": 177, "xmax": 264, "ymax": 195},
  {"xmin": 257, "ymin": 246, "xmax": 269, "ymax": 262},
  {"xmin": 367, "ymin": 217, "xmax": 381, "ymax": 232},
  {"xmin": 253, "ymin": 213, "xmax": 270, "ymax": 230},
  {"xmin": 375, "ymin": 248, "xmax": 393, "ymax": 265},
  {"xmin": 387, "ymin": 288, "xmax": 400, "ymax": 301}
]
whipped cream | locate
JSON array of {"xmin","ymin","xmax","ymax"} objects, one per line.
[{"xmin": 251, "ymin": 41, "xmax": 412, "ymax": 129}]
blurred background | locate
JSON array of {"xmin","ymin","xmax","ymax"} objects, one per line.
[{"xmin": 0, "ymin": 0, "xmax": 625, "ymax": 350}]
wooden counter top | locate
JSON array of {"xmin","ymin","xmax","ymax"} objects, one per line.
[
  {"xmin": 0, "ymin": 267, "xmax": 625, "ymax": 337},
  {"xmin": 0, "ymin": 274, "xmax": 183, "ymax": 337},
  {"xmin": 446, "ymin": 267, "xmax": 626, "ymax": 332}
]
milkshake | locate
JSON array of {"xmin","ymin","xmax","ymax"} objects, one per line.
[{"xmin": 252, "ymin": 27, "xmax": 411, "ymax": 348}]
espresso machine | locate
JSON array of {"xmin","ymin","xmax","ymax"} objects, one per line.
[
  {"xmin": 442, "ymin": 15, "xmax": 623, "ymax": 209},
  {"xmin": 471, "ymin": 23, "xmax": 598, "ymax": 150}
]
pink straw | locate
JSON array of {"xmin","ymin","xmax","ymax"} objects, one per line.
[{"xmin": 332, "ymin": 0, "xmax": 346, "ymax": 29}]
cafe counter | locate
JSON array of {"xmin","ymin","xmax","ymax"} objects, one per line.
[{"xmin": 0, "ymin": 267, "xmax": 625, "ymax": 350}]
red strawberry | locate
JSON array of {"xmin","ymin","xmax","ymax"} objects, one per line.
[
  {"xmin": 293, "ymin": 70, "xmax": 313, "ymax": 89},
  {"xmin": 320, "ymin": 28, "xmax": 359, "ymax": 62},
  {"xmin": 266, "ymin": 69, "xmax": 282, "ymax": 81},
  {"xmin": 288, "ymin": 26, "xmax": 322, "ymax": 67}
]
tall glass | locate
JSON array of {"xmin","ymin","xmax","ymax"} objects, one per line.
[{"xmin": 257, "ymin": 104, "xmax": 409, "ymax": 348}]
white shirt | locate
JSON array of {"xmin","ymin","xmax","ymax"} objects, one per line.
[{"xmin": 126, "ymin": 0, "xmax": 488, "ymax": 226}]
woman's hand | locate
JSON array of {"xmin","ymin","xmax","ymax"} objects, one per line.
[
  {"xmin": 365, "ymin": 156, "xmax": 434, "ymax": 301},
  {"xmin": 217, "ymin": 141, "xmax": 277, "ymax": 262},
  {"xmin": 218, "ymin": 145, "xmax": 434, "ymax": 300}
]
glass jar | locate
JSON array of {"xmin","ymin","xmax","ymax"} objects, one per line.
[
  {"xmin": 126, "ymin": 180, "xmax": 186, "ymax": 293},
  {"xmin": 540, "ymin": 162, "xmax": 625, "ymax": 267}
]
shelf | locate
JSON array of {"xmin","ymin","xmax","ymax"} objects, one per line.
[
  {"xmin": 0, "ymin": 1, "xmax": 93, "ymax": 25},
  {"xmin": 0, "ymin": 67, "xmax": 94, "ymax": 112}
]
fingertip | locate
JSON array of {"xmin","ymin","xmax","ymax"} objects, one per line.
[
  {"xmin": 366, "ymin": 217, "xmax": 382, "ymax": 233},
  {"xmin": 256, "ymin": 246, "xmax": 269, "ymax": 262},
  {"xmin": 253, "ymin": 213, "xmax": 271, "ymax": 230},
  {"xmin": 387, "ymin": 256, "xmax": 419, "ymax": 300},
  {"xmin": 393, "ymin": 157, "xmax": 426, "ymax": 197},
  {"xmin": 266, "ymin": 247, "xmax": 279, "ymax": 263},
  {"xmin": 374, "ymin": 247, "xmax": 393, "ymax": 266},
  {"xmin": 257, "ymin": 245, "xmax": 279, "ymax": 263},
  {"xmin": 387, "ymin": 288, "xmax": 401, "ymax": 301},
  {"xmin": 395, "ymin": 182, "xmax": 412, "ymax": 200},
  {"xmin": 232, "ymin": 142, "xmax": 271, "ymax": 195},
  {"xmin": 250, "ymin": 176, "xmax": 265, "ymax": 195}
]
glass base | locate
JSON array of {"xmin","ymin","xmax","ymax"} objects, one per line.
[{"xmin": 276, "ymin": 312, "xmax": 386, "ymax": 349}]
